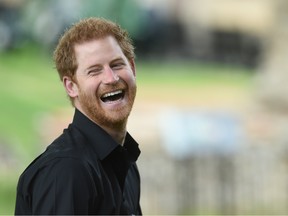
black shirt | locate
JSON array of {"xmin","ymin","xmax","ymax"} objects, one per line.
[{"xmin": 15, "ymin": 109, "xmax": 142, "ymax": 215}]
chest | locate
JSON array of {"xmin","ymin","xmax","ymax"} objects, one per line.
[{"xmin": 88, "ymin": 158, "xmax": 140, "ymax": 215}]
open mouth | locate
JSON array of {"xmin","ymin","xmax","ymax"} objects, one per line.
[{"xmin": 100, "ymin": 90, "xmax": 125, "ymax": 103}]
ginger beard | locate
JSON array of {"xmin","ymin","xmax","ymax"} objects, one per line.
[{"xmin": 77, "ymin": 79, "xmax": 137, "ymax": 129}]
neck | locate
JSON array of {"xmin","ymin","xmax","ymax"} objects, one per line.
[
  {"xmin": 76, "ymin": 106, "xmax": 128, "ymax": 145},
  {"xmin": 101, "ymin": 121, "xmax": 127, "ymax": 145}
]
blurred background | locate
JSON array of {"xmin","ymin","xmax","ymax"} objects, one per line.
[{"xmin": 1, "ymin": 0, "xmax": 288, "ymax": 214}]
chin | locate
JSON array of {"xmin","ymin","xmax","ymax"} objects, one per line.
[{"xmin": 104, "ymin": 111, "xmax": 130, "ymax": 126}]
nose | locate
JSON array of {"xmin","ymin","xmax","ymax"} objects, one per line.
[{"xmin": 102, "ymin": 66, "xmax": 119, "ymax": 84}]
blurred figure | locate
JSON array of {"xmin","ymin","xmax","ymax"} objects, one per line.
[
  {"xmin": 0, "ymin": 0, "xmax": 25, "ymax": 51},
  {"xmin": 15, "ymin": 17, "xmax": 141, "ymax": 215}
]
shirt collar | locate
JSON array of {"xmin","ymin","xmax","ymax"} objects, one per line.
[{"xmin": 71, "ymin": 109, "xmax": 140, "ymax": 161}]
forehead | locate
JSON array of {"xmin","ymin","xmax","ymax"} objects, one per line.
[{"xmin": 74, "ymin": 36, "xmax": 125, "ymax": 65}]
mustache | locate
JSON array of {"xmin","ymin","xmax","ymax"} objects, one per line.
[{"xmin": 98, "ymin": 79, "xmax": 126, "ymax": 95}]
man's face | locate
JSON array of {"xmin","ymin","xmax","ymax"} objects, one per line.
[{"xmin": 64, "ymin": 36, "xmax": 136, "ymax": 128}]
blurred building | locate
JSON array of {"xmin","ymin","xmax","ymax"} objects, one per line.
[{"xmin": 136, "ymin": 0, "xmax": 276, "ymax": 66}]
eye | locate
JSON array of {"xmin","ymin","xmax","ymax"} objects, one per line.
[
  {"xmin": 87, "ymin": 67, "xmax": 102, "ymax": 75},
  {"xmin": 111, "ymin": 62, "xmax": 125, "ymax": 70}
]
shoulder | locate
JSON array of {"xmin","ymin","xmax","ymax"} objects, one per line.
[
  {"xmin": 16, "ymin": 156, "xmax": 100, "ymax": 215},
  {"xmin": 17, "ymin": 155, "xmax": 100, "ymax": 199},
  {"xmin": 17, "ymin": 126, "xmax": 101, "ymax": 193}
]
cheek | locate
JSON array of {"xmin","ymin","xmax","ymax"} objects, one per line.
[
  {"xmin": 78, "ymin": 84, "xmax": 99, "ymax": 100},
  {"xmin": 128, "ymin": 76, "xmax": 137, "ymax": 88},
  {"xmin": 123, "ymin": 72, "xmax": 136, "ymax": 84},
  {"xmin": 84, "ymin": 80, "xmax": 100, "ymax": 93}
]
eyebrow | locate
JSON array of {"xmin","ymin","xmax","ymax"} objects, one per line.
[
  {"xmin": 84, "ymin": 57, "xmax": 126, "ymax": 72},
  {"xmin": 110, "ymin": 57, "xmax": 125, "ymax": 64}
]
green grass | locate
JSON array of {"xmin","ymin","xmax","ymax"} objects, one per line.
[
  {"xmin": 0, "ymin": 47, "xmax": 69, "ymax": 161},
  {"xmin": 0, "ymin": 174, "xmax": 18, "ymax": 215},
  {"xmin": 137, "ymin": 60, "xmax": 251, "ymax": 86},
  {"xmin": 0, "ymin": 46, "xmax": 254, "ymax": 215}
]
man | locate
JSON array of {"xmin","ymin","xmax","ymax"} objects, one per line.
[{"xmin": 15, "ymin": 17, "xmax": 141, "ymax": 215}]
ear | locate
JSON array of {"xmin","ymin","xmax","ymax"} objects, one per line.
[
  {"xmin": 63, "ymin": 76, "xmax": 79, "ymax": 98},
  {"xmin": 129, "ymin": 59, "xmax": 136, "ymax": 77}
]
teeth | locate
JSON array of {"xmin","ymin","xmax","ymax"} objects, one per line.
[{"xmin": 102, "ymin": 90, "xmax": 122, "ymax": 98}]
